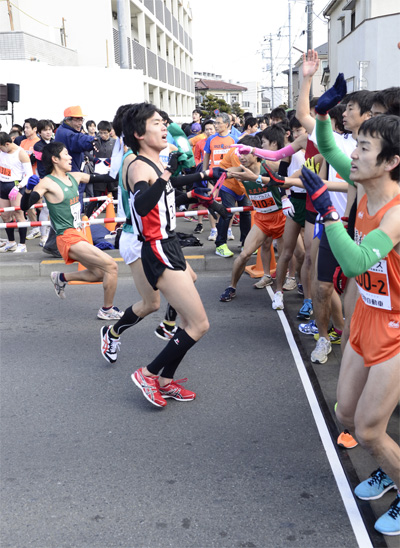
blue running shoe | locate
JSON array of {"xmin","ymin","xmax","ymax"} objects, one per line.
[
  {"xmin": 297, "ymin": 299, "xmax": 313, "ymax": 320},
  {"xmin": 374, "ymin": 495, "xmax": 400, "ymax": 536},
  {"xmin": 299, "ymin": 319, "xmax": 318, "ymax": 335},
  {"xmin": 354, "ymin": 468, "xmax": 396, "ymax": 500},
  {"xmin": 220, "ymin": 286, "xmax": 236, "ymax": 302}
]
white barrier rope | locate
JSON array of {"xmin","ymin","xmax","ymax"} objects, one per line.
[{"xmin": 0, "ymin": 206, "xmax": 253, "ymax": 229}]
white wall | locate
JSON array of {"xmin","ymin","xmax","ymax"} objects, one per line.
[
  {"xmin": 0, "ymin": 0, "xmax": 115, "ymax": 68},
  {"xmin": 328, "ymin": 14, "xmax": 400, "ymax": 90},
  {"xmin": 0, "ymin": 61, "xmax": 144, "ymax": 131}
]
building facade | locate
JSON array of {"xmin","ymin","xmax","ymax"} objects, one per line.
[
  {"xmin": 322, "ymin": 0, "xmax": 400, "ymax": 91},
  {"xmin": 195, "ymin": 78, "xmax": 247, "ymax": 110},
  {"xmin": 0, "ymin": 0, "xmax": 194, "ymax": 128}
]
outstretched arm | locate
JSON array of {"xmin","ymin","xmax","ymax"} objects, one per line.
[{"xmin": 296, "ymin": 49, "xmax": 319, "ymax": 134}]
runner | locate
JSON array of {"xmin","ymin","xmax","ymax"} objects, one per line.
[
  {"xmin": 20, "ymin": 141, "xmax": 123, "ymax": 320},
  {"xmin": 301, "ymin": 113, "xmax": 400, "ymax": 536},
  {"xmin": 218, "ymin": 135, "xmax": 285, "ymax": 301},
  {"xmin": 122, "ymin": 103, "xmax": 209, "ymax": 408}
]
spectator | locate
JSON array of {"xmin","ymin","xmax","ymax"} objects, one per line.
[
  {"xmin": 0, "ymin": 132, "xmax": 33, "ymax": 253},
  {"xmin": 86, "ymin": 120, "xmax": 97, "ymax": 136}
]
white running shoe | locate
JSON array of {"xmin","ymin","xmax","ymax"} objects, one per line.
[
  {"xmin": 14, "ymin": 243, "xmax": 27, "ymax": 253},
  {"xmin": 311, "ymin": 337, "xmax": 332, "ymax": 364},
  {"xmin": 272, "ymin": 291, "xmax": 284, "ymax": 310},
  {"xmin": 227, "ymin": 228, "xmax": 235, "ymax": 240},
  {"xmin": 26, "ymin": 228, "xmax": 41, "ymax": 240},
  {"xmin": 50, "ymin": 271, "xmax": 67, "ymax": 299},
  {"xmin": 253, "ymin": 274, "xmax": 273, "ymax": 289},
  {"xmin": 0, "ymin": 241, "xmax": 17, "ymax": 253},
  {"xmin": 97, "ymin": 306, "xmax": 124, "ymax": 320},
  {"xmin": 208, "ymin": 228, "xmax": 218, "ymax": 241},
  {"xmin": 283, "ymin": 276, "xmax": 297, "ymax": 291}
]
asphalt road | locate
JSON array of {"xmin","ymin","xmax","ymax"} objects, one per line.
[{"xmin": 0, "ymin": 273, "xmax": 396, "ymax": 548}]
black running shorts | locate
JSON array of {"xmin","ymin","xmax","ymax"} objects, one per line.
[
  {"xmin": 317, "ymin": 228, "xmax": 339, "ymax": 283},
  {"xmin": 142, "ymin": 235, "xmax": 187, "ymax": 290}
]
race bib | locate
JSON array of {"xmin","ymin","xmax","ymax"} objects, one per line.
[
  {"xmin": 356, "ymin": 259, "xmax": 391, "ymax": 310},
  {"xmin": 70, "ymin": 201, "xmax": 81, "ymax": 229},
  {"xmin": 250, "ymin": 191, "xmax": 278, "ymax": 213},
  {"xmin": 166, "ymin": 187, "xmax": 176, "ymax": 230}
]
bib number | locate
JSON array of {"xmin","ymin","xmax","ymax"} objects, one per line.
[
  {"xmin": 166, "ymin": 188, "xmax": 176, "ymax": 230},
  {"xmin": 251, "ymin": 191, "xmax": 278, "ymax": 213},
  {"xmin": 356, "ymin": 259, "xmax": 391, "ymax": 310},
  {"xmin": 70, "ymin": 201, "xmax": 81, "ymax": 229}
]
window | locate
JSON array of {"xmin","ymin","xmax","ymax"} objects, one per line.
[
  {"xmin": 340, "ymin": 17, "xmax": 345, "ymax": 39},
  {"xmin": 351, "ymin": 10, "xmax": 356, "ymax": 31}
]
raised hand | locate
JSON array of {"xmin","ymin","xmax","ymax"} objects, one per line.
[{"xmin": 302, "ymin": 49, "xmax": 320, "ymax": 78}]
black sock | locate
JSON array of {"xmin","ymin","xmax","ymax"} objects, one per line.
[
  {"xmin": 5, "ymin": 228, "xmax": 14, "ymax": 241},
  {"xmin": 164, "ymin": 303, "xmax": 177, "ymax": 323},
  {"xmin": 147, "ymin": 328, "xmax": 196, "ymax": 377},
  {"xmin": 112, "ymin": 306, "xmax": 142, "ymax": 336},
  {"xmin": 59, "ymin": 273, "xmax": 66, "ymax": 282},
  {"xmin": 18, "ymin": 227, "xmax": 27, "ymax": 245}
]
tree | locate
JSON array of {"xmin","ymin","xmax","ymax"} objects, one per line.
[
  {"xmin": 231, "ymin": 102, "xmax": 244, "ymax": 119},
  {"xmin": 199, "ymin": 93, "xmax": 232, "ymax": 118}
]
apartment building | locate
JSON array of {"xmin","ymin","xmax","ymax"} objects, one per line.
[{"xmin": 0, "ymin": 0, "xmax": 194, "ymax": 127}]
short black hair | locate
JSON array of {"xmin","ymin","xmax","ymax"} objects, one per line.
[
  {"xmin": 86, "ymin": 120, "xmax": 96, "ymax": 130},
  {"xmin": 123, "ymin": 102, "xmax": 159, "ymax": 154},
  {"xmin": 243, "ymin": 112, "xmax": 254, "ymax": 119},
  {"xmin": 24, "ymin": 118, "xmax": 38, "ymax": 130},
  {"xmin": 343, "ymin": 90, "xmax": 375, "ymax": 115},
  {"xmin": 289, "ymin": 116, "xmax": 303, "ymax": 130},
  {"xmin": 42, "ymin": 141, "xmax": 67, "ymax": 175},
  {"xmin": 37, "ymin": 119, "xmax": 53, "ymax": 134},
  {"xmin": 159, "ymin": 110, "xmax": 172, "ymax": 124},
  {"xmin": 329, "ymin": 104, "xmax": 346, "ymax": 133},
  {"xmin": 270, "ymin": 107, "xmax": 286, "ymax": 121},
  {"xmin": 113, "ymin": 104, "xmax": 132, "ymax": 138},
  {"xmin": 275, "ymin": 120, "xmax": 292, "ymax": 142},
  {"xmin": 243, "ymin": 117, "xmax": 258, "ymax": 130},
  {"xmin": 238, "ymin": 134, "xmax": 262, "ymax": 153},
  {"xmin": 359, "ymin": 115, "xmax": 400, "ymax": 181},
  {"xmin": 97, "ymin": 120, "xmax": 112, "ymax": 132},
  {"xmin": 309, "ymin": 98, "xmax": 320, "ymax": 110},
  {"xmin": 202, "ymin": 119, "xmax": 215, "ymax": 132},
  {"xmin": 192, "ymin": 108, "xmax": 202, "ymax": 116},
  {"xmin": 261, "ymin": 125, "xmax": 285, "ymax": 150},
  {"xmin": 373, "ymin": 87, "xmax": 400, "ymax": 117},
  {"xmin": 286, "ymin": 109, "xmax": 296, "ymax": 121},
  {"xmin": 0, "ymin": 132, "xmax": 12, "ymax": 146},
  {"xmin": 11, "ymin": 123, "xmax": 23, "ymax": 133}
]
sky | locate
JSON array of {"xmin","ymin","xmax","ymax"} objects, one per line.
[{"xmin": 191, "ymin": 0, "xmax": 329, "ymax": 94}]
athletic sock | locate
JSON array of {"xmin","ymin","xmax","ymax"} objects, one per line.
[
  {"xmin": 112, "ymin": 306, "xmax": 142, "ymax": 336},
  {"xmin": 59, "ymin": 273, "xmax": 67, "ymax": 282},
  {"xmin": 164, "ymin": 303, "xmax": 177, "ymax": 323},
  {"xmin": 147, "ymin": 327, "xmax": 196, "ymax": 377},
  {"xmin": 18, "ymin": 227, "xmax": 27, "ymax": 244}
]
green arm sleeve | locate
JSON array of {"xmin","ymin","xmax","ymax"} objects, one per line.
[
  {"xmin": 316, "ymin": 117, "xmax": 353, "ymax": 185},
  {"xmin": 325, "ymin": 222, "xmax": 394, "ymax": 277}
]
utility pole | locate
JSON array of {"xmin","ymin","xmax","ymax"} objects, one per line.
[
  {"xmin": 288, "ymin": 2, "xmax": 293, "ymax": 109},
  {"xmin": 307, "ymin": 0, "xmax": 314, "ymax": 98},
  {"xmin": 117, "ymin": 0, "xmax": 130, "ymax": 69},
  {"xmin": 7, "ymin": 0, "xmax": 14, "ymax": 31},
  {"xmin": 269, "ymin": 34, "xmax": 275, "ymax": 109}
]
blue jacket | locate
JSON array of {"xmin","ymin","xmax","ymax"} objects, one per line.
[{"xmin": 55, "ymin": 122, "xmax": 94, "ymax": 172}]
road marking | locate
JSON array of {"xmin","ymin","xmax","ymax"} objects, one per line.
[{"xmin": 266, "ymin": 287, "xmax": 372, "ymax": 548}]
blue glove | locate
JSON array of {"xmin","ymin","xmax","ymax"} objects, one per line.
[
  {"xmin": 26, "ymin": 174, "xmax": 40, "ymax": 190},
  {"xmin": 315, "ymin": 73, "xmax": 347, "ymax": 115},
  {"xmin": 300, "ymin": 167, "xmax": 337, "ymax": 218}
]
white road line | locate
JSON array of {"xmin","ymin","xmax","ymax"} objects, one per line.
[{"xmin": 267, "ymin": 287, "xmax": 372, "ymax": 548}]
